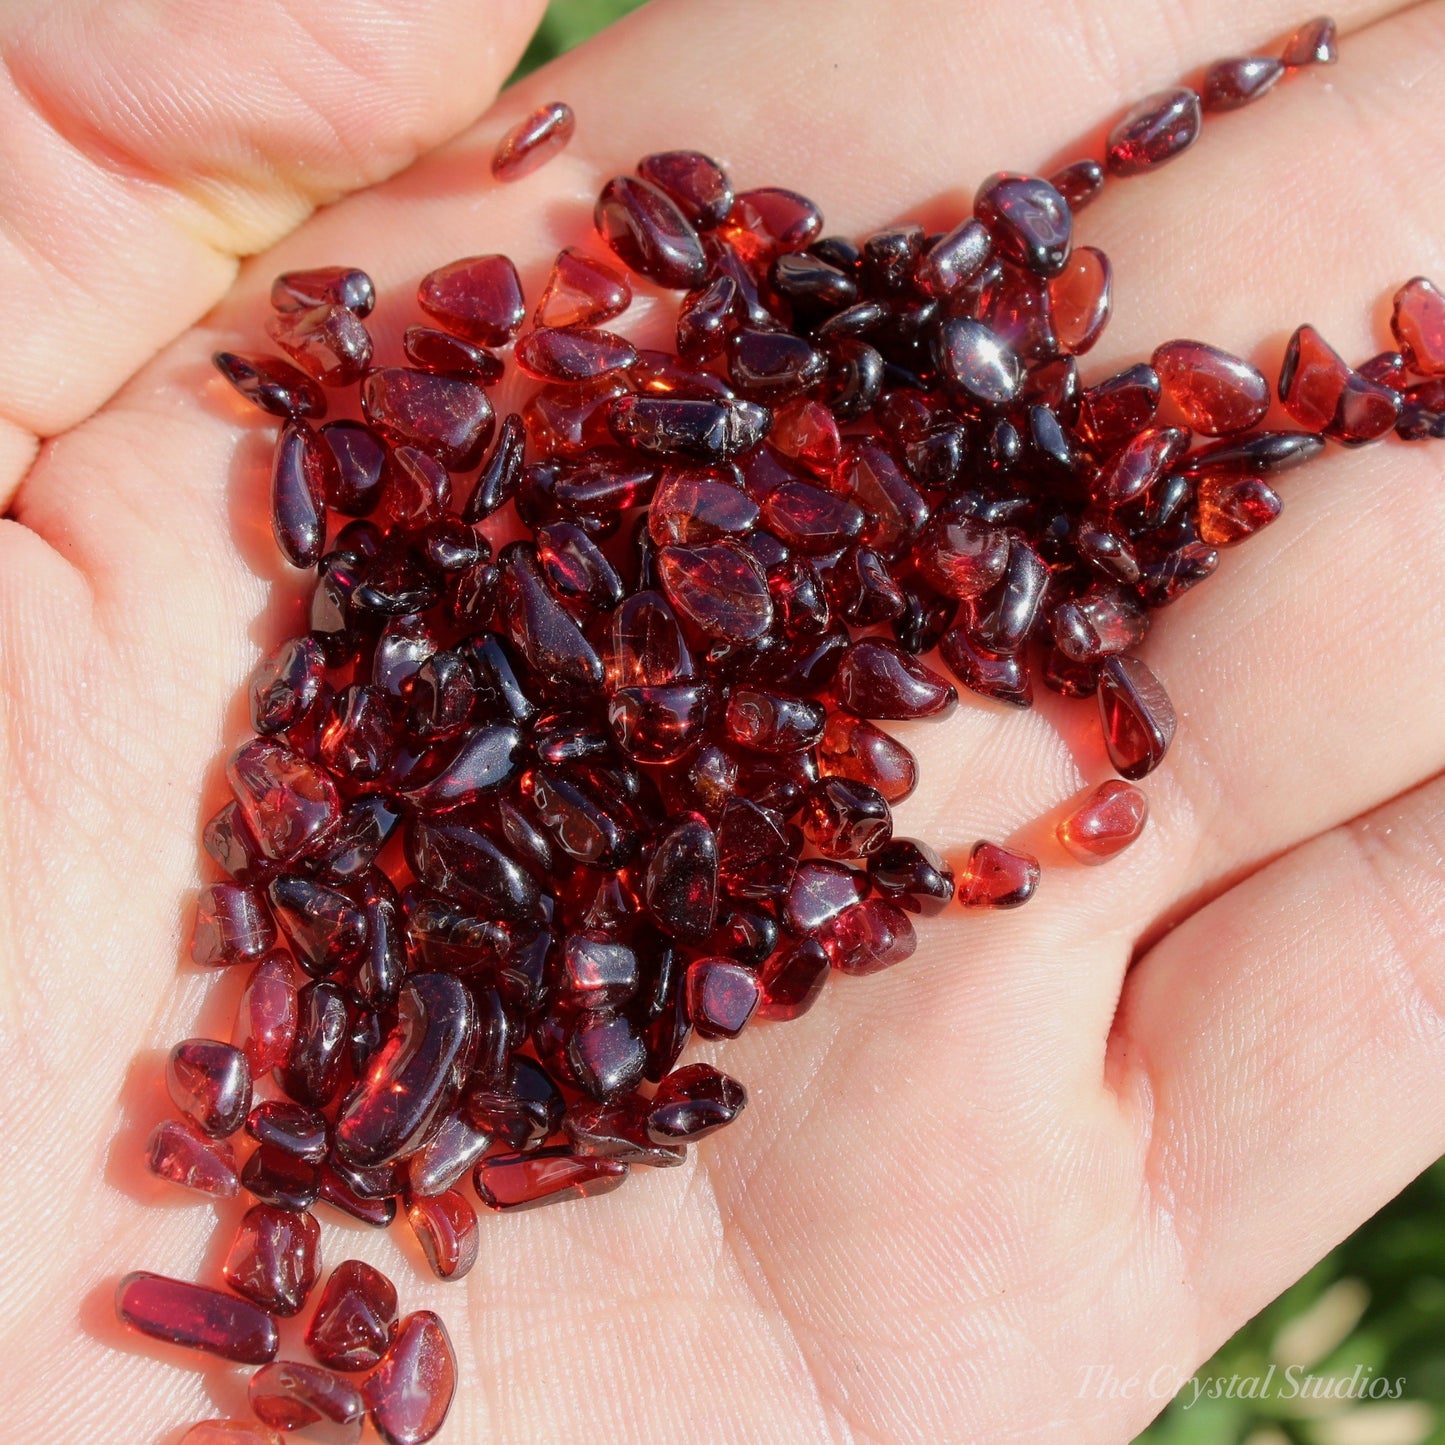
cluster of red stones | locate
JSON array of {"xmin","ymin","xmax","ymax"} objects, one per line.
[{"xmin": 116, "ymin": 16, "xmax": 1445, "ymax": 1443}]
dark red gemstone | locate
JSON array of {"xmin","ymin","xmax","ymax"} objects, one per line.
[
  {"xmin": 757, "ymin": 939, "xmax": 829, "ymax": 1020},
  {"xmin": 933, "ymin": 317, "xmax": 1023, "ymax": 407},
  {"xmin": 727, "ymin": 328, "xmax": 826, "ymax": 401},
  {"xmin": 1050, "ymin": 585, "xmax": 1147, "ymax": 663},
  {"xmin": 250, "ymin": 1361, "xmax": 364, "ymax": 1445},
  {"xmin": 638, "ymin": 150, "xmax": 734, "ymax": 229},
  {"xmin": 684, "ymin": 956, "xmax": 759, "ymax": 1040},
  {"xmin": 282, "ymin": 980, "xmax": 352, "ymax": 1108},
  {"xmin": 1049, "ymin": 246, "xmax": 1112, "ymax": 356},
  {"xmin": 535, "ymin": 248, "xmax": 631, "ymax": 330},
  {"xmin": 1180, "ymin": 428, "xmax": 1325, "ymax": 475},
  {"xmin": 243, "ymin": 1144, "xmax": 321, "ymax": 1211},
  {"xmin": 360, "ymin": 367, "xmax": 494, "ymax": 472},
  {"xmin": 214, "ymin": 351, "xmax": 326, "ymax": 419},
  {"xmin": 1058, "ymin": 779, "xmax": 1149, "ymax": 863},
  {"xmin": 821, "ymin": 897, "xmax": 916, "ymax": 975},
  {"xmin": 646, "ymin": 1063, "xmax": 747, "ymax": 1142},
  {"xmin": 801, "ymin": 777, "xmax": 892, "ymax": 860},
  {"xmin": 145, "ymin": 1118, "xmax": 239, "ymax": 1197},
  {"xmin": 228, "ymin": 738, "xmax": 340, "ymax": 863},
  {"xmin": 1098, "ymin": 654, "xmax": 1177, "ymax": 779},
  {"xmin": 724, "ymin": 687, "xmax": 825, "ymax": 753},
  {"xmin": 564, "ymin": 1099, "xmax": 687, "ymax": 1167},
  {"xmin": 406, "ymin": 1190, "xmax": 479, "ymax": 1281},
  {"xmin": 956, "ymin": 841, "xmax": 1040, "ymax": 909},
  {"xmin": 677, "ymin": 273, "xmax": 741, "ymax": 360},
  {"xmin": 406, "ymin": 1112, "xmax": 494, "ymax": 1198},
  {"xmin": 306, "ymin": 1261, "xmax": 398, "ymax": 1372},
  {"xmin": 235, "ymin": 953, "xmax": 298, "ymax": 1073},
  {"xmin": 656, "ymin": 539, "xmax": 773, "ymax": 643},
  {"xmin": 868, "ymin": 837, "xmax": 955, "ymax": 915},
  {"xmin": 1153, "ymin": 338, "xmax": 1270, "ymax": 435},
  {"xmin": 817, "ymin": 711, "xmax": 916, "ymax": 802},
  {"xmin": 334, "ymin": 973, "xmax": 475, "ymax": 1167},
  {"xmin": 1195, "ymin": 474, "xmax": 1283, "ymax": 546},
  {"xmin": 246, "ymin": 1100, "xmax": 328, "ymax": 1163},
  {"xmin": 643, "ymin": 813, "xmax": 720, "ymax": 941},
  {"xmin": 914, "ymin": 516, "xmax": 1009, "ymax": 600},
  {"xmin": 191, "ymin": 883, "xmax": 276, "ymax": 967},
  {"xmin": 474, "ymin": 1148, "xmax": 628, "ymax": 1210},
  {"xmin": 491, "ymin": 100, "xmax": 575, "ymax": 181},
  {"xmin": 1281, "ymin": 15, "xmax": 1338, "ymax": 66},
  {"xmin": 974, "ymin": 172, "xmax": 1072, "ymax": 278},
  {"xmin": 721, "ymin": 188, "xmax": 823, "ymax": 265},
  {"xmin": 609, "ymin": 393, "xmax": 771, "ymax": 461},
  {"xmin": 223, "ymin": 1204, "xmax": 321, "ymax": 1318},
  {"xmin": 402, "ymin": 723, "xmax": 525, "ymax": 814},
  {"xmin": 167, "ymin": 1039, "xmax": 251, "ymax": 1139},
  {"xmin": 1390, "ymin": 277, "xmax": 1445, "ymax": 377},
  {"xmin": 250, "ymin": 636, "xmax": 326, "ymax": 736},
  {"xmin": 272, "ymin": 267, "xmax": 375, "ymax": 317},
  {"xmin": 266, "ymin": 303, "xmax": 372, "ymax": 387},
  {"xmin": 364, "ymin": 1311, "xmax": 457, "ymax": 1445},
  {"xmin": 783, "ymin": 859, "xmax": 869, "ymax": 937},
  {"xmin": 416, "ymin": 255, "xmax": 525, "ymax": 346},
  {"xmin": 400, "ymin": 325, "xmax": 503, "ymax": 383},
  {"xmin": 1048, "ymin": 159, "xmax": 1105, "ymax": 211},
  {"xmin": 833, "ymin": 638, "xmax": 956, "ymax": 720},
  {"xmin": 1092, "ymin": 425, "xmax": 1190, "ymax": 508},
  {"xmin": 914, "ymin": 217, "xmax": 993, "ymax": 299},
  {"xmin": 266, "ymin": 875, "xmax": 366, "ymax": 977},
  {"xmin": 595, "ymin": 175, "xmax": 708, "ymax": 289},
  {"xmin": 268, "ymin": 421, "xmax": 332, "ymax": 568},
  {"xmin": 1201, "ymin": 56, "xmax": 1284, "ymax": 111},
  {"xmin": 938, "ymin": 628, "xmax": 1032, "ymax": 708},
  {"xmin": 1077, "ymin": 363, "xmax": 1161, "ymax": 452},
  {"xmin": 516, "ymin": 326, "xmax": 638, "ymax": 384},
  {"xmin": 1280, "ymin": 324, "xmax": 1400, "ymax": 444},
  {"xmin": 317, "ymin": 1168, "xmax": 398, "ymax": 1228},
  {"xmin": 116, "ymin": 1271, "xmax": 279, "ymax": 1363},
  {"xmin": 1106, "ymin": 88, "xmax": 1202, "ymax": 176}
]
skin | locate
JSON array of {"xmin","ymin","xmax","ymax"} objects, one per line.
[{"xmin": 0, "ymin": 0, "xmax": 1442, "ymax": 1440}]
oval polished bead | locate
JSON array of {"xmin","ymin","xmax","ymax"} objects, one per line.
[
  {"xmin": 1153, "ymin": 338, "xmax": 1270, "ymax": 435},
  {"xmin": 333, "ymin": 973, "xmax": 476, "ymax": 1168},
  {"xmin": 167, "ymin": 1039, "xmax": 251, "ymax": 1138},
  {"xmin": 491, "ymin": 100, "xmax": 574, "ymax": 181},
  {"xmin": 474, "ymin": 1148, "xmax": 629, "ymax": 1211},
  {"xmin": 657, "ymin": 540, "xmax": 773, "ymax": 643},
  {"xmin": 684, "ymin": 956, "xmax": 760, "ymax": 1040},
  {"xmin": 594, "ymin": 175, "xmax": 709, "ymax": 289},
  {"xmin": 608, "ymin": 393, "xmax": 771, "ymax": 461},
  {"xmin": 646, "ymin": 1063, "xmax": 747, "ymax": 1142},
  {"xmin": 1049, "ymin": 246, "xmax": 1112, "ymax": 356},
  {"xmin": 515, "ymin": 326, "xmax": 638, "ymax": 383},
  {"xmin": 1281, "ymin": 14, "xmax": 1338, "ymax": 66},
  {"xmin": 637, "ymin": 150, "xmax": 734, "ymax": 229},
  {"xmin": 223, "ymin": 1205, "xmax": 321, "ymax": 1318},
  {"xmin": 235, "ymin": 953, "xmax": 298, "ymax": 1074},
  {"xmin": 817, "ymin": 711, "xmax": 917, "ymax": 802},
  {"xmin": 1200, "ymin": 55, "xmax": 1284, "ymax": 111},
  {"xmin": 227, "ymin": 738, "xmax": 341, "ymax": 864},
  {"xmin": 270, "ymin": 421, "xmax": 333, "ymax": 568},
  {"xmin": 932, "ymin": 317, "xmax": 1023, "ymax": 407},
  {"xmin": 116, "ymin": 1272, "xmax": 278, "ymax": 1364},
  {"xmin": 644, "ymin": 813, "xmax": 720, "ymax": 941},
  {"xmin": 1105, "ymin": 88, "xmax": 1202, "ymax": 176},
  {"xmin": 1057, "ymin": 779, "xmax": 1149, "ymax": 863}
]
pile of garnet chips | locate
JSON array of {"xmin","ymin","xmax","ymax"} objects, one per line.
[{"xmin": 115, "ymin": 17, "xmax": 1445, "ymax": 1442}]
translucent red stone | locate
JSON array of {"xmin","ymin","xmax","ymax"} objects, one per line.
[
  {"xmin": 167, "ymin": 1038, "xmax": 251, "ymax": 1138},
  {"xmin": 416, "ymin": 254, "xmax": 525, "ymax": 346},
  {"xmin": 646, "ymin": 1063, "xmax": 747, "ymax": 1142},
  {"xmin": 515, "ymin": 326, "xmax": 638, "ymax": 383},
  {"xmin": 1098, "ymin": 654, "xmax": 1177, "ymax": 780},
  {"xmin": 179, "ymin": 1424, "xmax": 282, "ymax": 1445},
  {"xmin": 595, "ymin": 175, "xmax": 709, "ymax": 290},
  {"xmin": 474, "ymin": 1148, "xmax": 629, "ymax": 1210},
  {"xmin": 933, "ymin": 317, "xmax": 1023, "ymax": 407},
  {"xmin": 1153, "ymin": 338, "xmax": 1270, "ymax": 435},
  {"xmin": 145, "ymin": 1117, "xmax": 240, "ymax": 1197},
  {"xmin": 266, "ymin": 304, "xmax": 372, "ymax": 387},
  {"xmin": 1057, "ymin": 779, "xmax": 1149, "ymax": 863},
  {"xmin": 638, "ymin": 150, "xmax": 734, "ymax": 229},
  {"xmin": 361, "ymin": 367, "xmax": 494, "ymax": 472},
  {"xmin": 191, "ymin": 883, "xmax": 276, "ymax": 967},
  {"xmin": 406, "ymin": 1190, "xmax": 479, "ymax": 1281},
  {"xmin": 1280, "ymin": 324, "xmax": 1400, "ymax": 444},
  {"xmin": 817, "ymin": 711, "xmax": 917, "ymax": 802},
  {"xmin": 223, "ymin": 1204, "xmax": 321, "ymax": 1317},
  {"xmin": 974, "ymin": 172, "xmax": 1072, "ymax": 279},
  {"xmin": 1201, "ymin": 56, "xmax": 1284, "ymax": 111},
  {"xmin": 363, "ymin": 1311, "xmax": 457, "ymax": 1445},
  {"xmin": 868, "ymin": 837, "xmax": 955, "ymax": 916},
  {"xmin": 833, "ymin": 639, "xmax": 956, "ymax": 720},
  {"xmin": 1049, "ymin": 246, "xmax": 1112, "ymax": 356},
  {"xmin": 721, "ymin": 188, "xmax": 823, "ymax": 266},
  {"xmin": 684, "ymin": 956, "xmax": 760, "ymax": 1039},
  {"xmin": 1391, "ymin": 276, "xmax": 1445, "ymax": 377},
  {"xmin": 1195, "ymin": 474, "xmax": 1282, "ymax": 546},
  {"xmin": 228, "ymin": 737, "xmax": 340, "ymax": 862},
  {"xmin": 213, "ymin": 352, "xmax": 325, "ymax": 420},
  {"xmin": 306, "ymin": 1261, "xmax": 398, "ymax": 1372},
  {"xmin": 1281, "ymin": 15, "xmax": 1338, "ymax": 66},
  {"xmin": 1105, "ymin": 88, "xmax": 1202, "ymax": 176},
  {"xmin": 491, "ymin": 100, "xmax": 575, "ymax": 182},
  {"xmin": 955, "ymin": 841, "xmax": 1041, "ymax": 909},
  {"xmin": 272, "ymin": 266, "xmax": 375, "ymax": 317},
  {"xmin": 115, "ymin": 1271, "xmax": 278, "ymax": 1364},
  {"xmin": 250, "ymin": 1361, "xmax": 365, "ymax": 1445},
  {"xmin": 235, "ymin": 953, "xmax": 299, "ymax": 1073}
]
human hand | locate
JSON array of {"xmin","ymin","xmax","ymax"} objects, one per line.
[{"xmin": 2, "ymin": 1, "xmax": 1443, "ymax": 1441}]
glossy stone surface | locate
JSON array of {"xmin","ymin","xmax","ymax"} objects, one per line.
[
  {"xmin": 250, "ymin": 1362, "xmax": 365, "ymax": 1445},
  {"xmin": 235, "ymin": 953, "xmax": 299, "ymax": 1074},
  {"xmin": 192, "ymin": 883, "xmax": 276, "ymax": 967},
  {"xmin": 868, "ymin": 837, "xmax": 955, "ymax": 916},
  {"xmin": 1153, "ymin": 338, "xmax": 1270, "ymax": 435},
  {"xmin": 115, "ymin": 1271, "xmax": 278, "ymax": 1364},
  {"xmin": 1098, "ymin": 655, "xmax": 1177, "ymax": 780},
  {"xmin": 364, "ymin": 1311, "xmax": 457, "ymax": 1445},
  {"xmin": 179, "ymin": 1424, "xmax": 282, "ymax": 1445},
  {"xmin": 657, "ymin": 539, "xmax": 773, "ymax": 642},
  {"xmin": 273, "ymin": 267, "xmax": 375, "ymax": 317},
  {"xmin": 246, "ymin": 1099, "xmax": 328, "ymax": 1163},
  {"xmin": 646, "ymin": 1063, "xmax": 747, "ymax": 1142},
  {"xmin": 267, "ymin": 303, "xmax": 372, "ymax": 387},
  {"xmin": 1201, "ymin": 55, "xmax": 1284, "ymax": 110},
  {"xmin": 283, "ymin": 981, "xmax": 353, "ymax": 1109},
  {"xmin": 1058, "ymin": 779, "xmax": 1149, "ymax": 863},
  {"xmin": 595, "ymin": 175, "xmax": 709, "ymax": 289},
  {"xmin": 684, "ymin": 956, "xmax": 760, "ymax": 1039},
  {"xmin": 333, "ymin": 973, "xmax": 474, "ymax": 1167},
  {"xmin": 306, "ymin": 1261, "xmax": 398, "ymax": 1372},
  {"xmin": 1281, "ymin": 15, "xmax": 1338, "ymax": 66},
  {"xmin": 974, "ymin": 172, "xmax": 1072, "ymax": 278},
  {"xmin": 516, "ymin": 326, "xmax": 638, "ymax": 383},
  {"xmin": 1391, "ymin": 276, "xmax": 1445, "ymax": 377},
  {"xmin": 817, "ymin": 711, "xmax": 917, "ymax": 802},
  {"xmin": 492, "ymin": 100, "xmax": 575, "ymax": 181},
  {"xmin": 228, "ymin": 738, "xmax": 341, "ymax": 864},
  {"xmin": 1105, "ymin": 88, "xmax": 1202, "ymax": 176},
  {"xmin": 167, "ymin": 1039, "xmax": 251, "ymax": 1138},
  {"xmin": 1195, "ymin": 474, "xmax": 1282, "ymax": 546},
  {"xmin": 474, "ymin": 1148, "xmax": 629, "ymax": 1210},
  {"xmin": 214, "ymin": 352, "xmax": 325, "ymax": 419},
  {"xmin": 721, "ymin": 187, "xmax": 823, "ymax": 265},
  {"xmin": 145, "ymin": 1118, "xmax": 240, "ymax": 1197},
  {"xmin": 406, "ymin": 1190, "xmax": 479, "ymax": 1280},
  {"xmin": 933, "ymin": 317, "xmax": 1023, "ymax": 407},
  {"xmin": 639, "ymin": 150, "xmax": 734, "ymax": 229},
  {"xmin": 955, "ymin": 841, "xmax": 1041, "ymax": 909},
  {"xmin": 1049, "ymin": 246, "xmax": 1112, "ymax": 356},
  {"xmin": 833, "ymin": 639, "xmax": 956, "ymax": 720},
  {"xmin": 223, "ymin": 1205, "xmax": 321, "ymax": 1317},
  {"xmin": 361, "ymin": 367, "xmax": 495, "ymax": 472}
]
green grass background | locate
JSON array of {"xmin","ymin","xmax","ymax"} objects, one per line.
[{"xmin": 508, "ymin": 7, "xmax": 1445, "ymax": 1442}]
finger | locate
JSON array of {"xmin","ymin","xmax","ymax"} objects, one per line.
[
  {"xmin": 1046, "ymin": 0, "xmax": 1445, "ymax": 941},
  {"xmin": 0, "ymin": 0, "xmax": 545, "ymax": 504},
  {"xmin": 1111, "ymin": 767, "xmax": 1445, "ymax": 1347}
]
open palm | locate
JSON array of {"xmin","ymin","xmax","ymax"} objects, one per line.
[{"xmin": 2, "ymin": 1, "xmax": 1443, "ymax": 1441}]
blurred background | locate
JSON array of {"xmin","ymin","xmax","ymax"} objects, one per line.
[{"xmin": 507, "ymin": 5, "xmax": 1445, "ymax": 1443}]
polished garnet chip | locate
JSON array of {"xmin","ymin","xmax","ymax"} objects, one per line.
[{"xmin": 492, "ymin": 100, "xmax": 575, "ymax": 181}]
